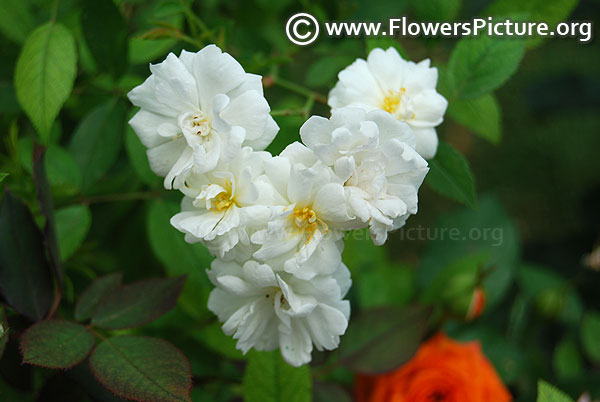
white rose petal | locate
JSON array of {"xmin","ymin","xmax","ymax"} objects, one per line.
[
  {"xmin": 170, "ymin": 147, "xmax": 274, "ymax": 259},
  {"xmin": 128, "ymin": 45, "xmax": 279, "ymax": 189},
  {"xmin": 207, "ymin": 259, "xmax": 351, "ymax": 366},
  {"xmin": 251, "ymin": 143, "xmax": 355, "ymax": 280},
  {"xmin": 328, "ymin": 47, "xmax": 448, "ymax": 159},
  {"xmin": 301, "ymin": 108, "xmax": 429, "ymax": 245}
]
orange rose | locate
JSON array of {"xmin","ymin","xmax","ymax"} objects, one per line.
[{"xmin": 355, "ymin": 333, "xmax": 512, "ymax": 402}]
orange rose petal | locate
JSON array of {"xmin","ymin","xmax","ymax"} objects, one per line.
[{"xmin": 355, "ymin": 333, "xmax": 512, "ymax": 402}]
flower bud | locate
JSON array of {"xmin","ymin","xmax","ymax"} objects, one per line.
[
  {"xmin": 442, "ymin": 271, "xmax": 486, "ymax": 321},
  {"xmin": 466, "ymin": 287, "xmax": 487, "ymax": 321}
]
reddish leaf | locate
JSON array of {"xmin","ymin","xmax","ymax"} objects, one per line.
[
  {"xmin": 90, "ymin": 336, "xmax": 191, "ymax": 402},
  {"xmin": 91, "ymin": 276, "xmax": 186, "ymax": 329},
  {"xmin": 20, "ymin": 320, "xmax": 95, "ymax": 369},
  {"xmin": 338, "ymin": 305, "xmax": 431, "ymax": 374},
  {"xmin": 75, "ymin": 273, "xmax": 123, "ymax": 321},
  {"xmin": 0, "ymin": 190, "xmax": 54, "ymax": 321}
]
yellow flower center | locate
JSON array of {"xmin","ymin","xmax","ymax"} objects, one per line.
[
  {"xmin": 209, "ymin": 180, "xmax": 235, "ymax": 212},
  {"xmin": 292, "ymin": 207, "xmax": 327, "ymax": 244},
  {"xmin": 381, "ymin": 88, "xmax": 405, "ymax": 114},
  {"xmin": 214, "ymin": 192, "xmax": 233, "ymax": 211},
  {"xmin": 294, "ymin": 207, "xmax": 317, "ymax": 230}
]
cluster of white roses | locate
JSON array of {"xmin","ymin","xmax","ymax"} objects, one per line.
[{"xmin": 128, "ymin": 45, "xmax": 447, "ymax": 366}]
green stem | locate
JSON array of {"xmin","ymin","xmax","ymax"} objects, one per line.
[
  {"xmin": 50, "ymin": 0, "xmax": 60, "ymax": 22},
  {"xmin": 271, "ymin": 108, "xmax": 308, "ymax": 117},
  {"xmin": 272, "ymin": 76, "xmax": 327, "ymax": 104},
  {"xmin": 179, "ymin": 0, "xmax": 212, "ymax": 40},
  {"xmin": 303, "ymin": 94, "xmax": 316, "ymax": 115},
  {"xmin": 271, "ymin": 94, "xmax": 316, "ymax": 118}
]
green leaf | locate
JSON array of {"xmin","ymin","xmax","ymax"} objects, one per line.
[
  {"xmin": 20, "ymin": 320, "xmax": 95, "ymax": 369},
  {"xmin": 17, "ymin": 135, "xmax": 34, "ymax": 173},
  {"xmin": 15, "ymin": 141, "xmax": 82, "ymax": 195},
  {"xmin": 507, "ymin": 294, "xmax": 530, "ymax": 342},
  {"xmin": 356, "ymin": 264, "xmax": 414, "ymax": 309},
  {"xmin": 243, "ymin": 350, "xmax": 311, "ymax": 402},
  {"xmin": 45, "ymin": 145, "xmax": 83, "ymax": 196},
  {"xmin": 552, "ymin": 338, "xmax": 582, "ymax": 380},
  {"xmin": 448, "ymin": 94, "xmax": 502, "ymax": 144},
  {"xmin": 91, "ymin": 276, "xmax": 186, "ymax": 329},
  {"xmin": 75, "ymin": 273, "xmax": 123, "ymax": 322},
  {"xmin": 124, "ymin": 118, "xmax": 160, "ymax": 186},
  {"xmin": 130, "ymin": 37, "xmax": 179, "ymax": 65},
  {"xmin": 55, "ymin": 205, "xmax": 92, "ymax": 261},
  {"xmin": 418, "ymin": 196, "xmax": 519, "ymax": 311},
  {"xmin": 81, "ymin": 0, "xmax": 128, "ymax": 77},
  {"xmin": 313, "ymin": 382, "xmax": 352, "ymax": 402},
  {"xmin": 89, "ymin": 336, "xmax": 191, "ymax": 402},
  {"xmin": 421, "ymin": 251, "xmax": 489, "ymax": 304},
  {"xmin": 0, "ymin": 306, "xmax": 8, "ymax": 360},
  {"xmin": 517, "ymin": 264, "xmax": 563, "ymax": 296},
  {"xmin": 67, "ymin": 363, "xmax": 130, "ymax": 402},
  {"xmin": 128, "ymin": 0, "xmax": 185, "ymax": 65},
  {"xmin": 537, "ymin": 380, "xmax": 574, "ymax": 402},
  {"xmin": 14, "ymin": 22, "xmax": 77, "ymax": 142},
  {"xmin": 427, "ymin": 141, "xmax": 477, "ymax": 208},
  {"xmin": 517, "ymin": 264, "xmax": 583, "ymax": 324},
  {"xmin": 338, "ymin": 305, "xmax": 431, "ymax": 373},
  {"xmin": 0, "ymin": 0, "xmax": 35, "ymax": 43},
  {"xmin": 0, "ymin": 173, "xmax": 7, "ymax": 183},
  {"xmin": 305, "ymin": 56, "xmax": 355, "ymax": 87},
  {"xmin": 447, "ymin": 35, "xmax": 525, "ymax": 99},
  {"xmin": 147, "ymin": 200, "xmax": 214, "ymax": 319},
  {"xmin": 342, "ymin": 229, "xmax": 415, "ymax": 308},
  {"xmin": 68, "ymin": 99, "xmax": 127, "ymax": 191},
  {"xmin": 485, "ymin": 0, "xmax": 578, "ymax": 47},
  {"xmin": 581, "ymin": 311, "xmax": 600, "ymax": 364},
  {"xmin": 0, "ymin": 190, "xmax": 54, "ymax": 321}
]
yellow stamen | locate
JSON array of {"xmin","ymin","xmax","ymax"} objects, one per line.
[
  {"xmin": 292, "ymin": 207, "xmax": 328, "ymax": 244},
  {"xmin": 214, "ymin": 192, "xmax": 233, "ymax": 211},
  {"xmin": 381, "ymin": 88, "xmax": 405, "ymax": 114}
]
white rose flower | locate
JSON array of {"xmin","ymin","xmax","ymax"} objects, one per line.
[
  {"xmin": 128, "ymin": 44, "xmax": 279, "ymax": 189},
  {"xmin": 301, "ymin": 107, "xmax": 429, "ymax": 245},
  {"xmin": 170, "ymin": 147, "xmax": 276, "ymax": 258},
  {"xmin": 251, "ymin": 142, "xmax": 354, "ymax": 280},
  {"xmin": 207, "ymin": 258, "xmax": 351, "ymax": 366},
  {"xmin": 328, "ymin": 47, "xmax": 448, "ymax": 159}
]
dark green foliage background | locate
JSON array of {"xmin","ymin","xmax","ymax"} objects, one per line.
[{"xmin": 0, "ymin": 0, "xmax": 599, "ymax": 401}]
